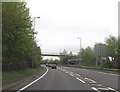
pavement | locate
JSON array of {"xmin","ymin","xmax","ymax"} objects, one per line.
[{"xmin": 2, "ymin": 65, "xmax": 120, "ymax": 91}]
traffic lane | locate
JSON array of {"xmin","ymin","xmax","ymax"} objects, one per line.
[
  {"xmin": 25, "ymin": 67, "xmax": 93, "ymax": 90},
  {"xmin": 60, "ymin": 66, "xmax": 119, "ymax": 90}
]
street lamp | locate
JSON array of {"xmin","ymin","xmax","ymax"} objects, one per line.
[
  {"xmin": 34, "ymin": 17, "xmax": 40, "ymax": 32},
  {"xmin": 32, "ymin": 17, "xmax": 40, "ymax": 68},
  {"xmin": 78, "ymin": 37, "xmax": 82, "ymax": 63},
  {"xmin": 78, "ymin": 37, "xmax": 81, "ymax": 53}
]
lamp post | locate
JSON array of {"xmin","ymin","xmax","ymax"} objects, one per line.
[
  {"xmin": 34, "ymin": 17, "xmax": 40, "ymax": 32},
  {"xmin": 78, "ymin": 37, "xmax": 81, "ymax": 53},
  {"xmin": 32, "ymin": 17, "xmax": 40, "ymax": 68},
  {"xmin": 78, "ymin": 37, "xmax": 81, "ymax": 63}
]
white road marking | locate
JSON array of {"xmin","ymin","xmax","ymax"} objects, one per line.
[
  {"xmin": 64, "ymin": 70, "xmax": 68, "ymax": 72},
  {"xmin": 76, "ymin": 77, "xmax": 85, "ymax": 84},
  {"xmin": 17, "ymin": 66, "xmax": 48, "ymax": 92},
  {"xmin": 91, "ymin": 87, "xmax": 100, "ymax": 92},
  {"xmin": 75, "ymin": 74, "xmax": 81, "ymax": 77},
  {"xmin": 66, "ymin": 72, "xmax": 69, "ymax": 74},
  {"xmin": 97, "ymin": 87, "xmax": 109, "ymax": 90},
  {"xmin": 107, "ymin": 87, "xmax": 117, "ymax": 91},
  {"xmin": 91, "ymin": 84, "xmax": 102, "ymax": 87},
  {"xmin": 69, "ymin": 73, "xmax": 74, "ymax": 77},
  {"xmin": 84, "ymin": 77, "xmax": 96, "ymax": 83}
]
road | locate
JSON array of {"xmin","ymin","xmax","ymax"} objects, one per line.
[{"xmin": 18, "ymin": 66, "xmax": 119, "ymax": 91}]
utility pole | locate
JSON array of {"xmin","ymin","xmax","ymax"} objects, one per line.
[{"xmin": 32, "ymin": 17, "xmax": 40, "ymax": 68}]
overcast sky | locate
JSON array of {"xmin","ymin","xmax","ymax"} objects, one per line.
[{"xmin": 25, "ymin": 0, "xmax": 119, "ymax": 59}]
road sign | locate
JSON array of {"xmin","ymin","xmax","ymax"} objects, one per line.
[{"xmin": 94, "ymin": 43, "xmax": 107, "ymax": 57}]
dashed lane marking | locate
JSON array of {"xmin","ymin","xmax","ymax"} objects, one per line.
[
  {"xmin": 58, "ymin": 68, "xmax": 118, "ymax": 92},
  {"xmin": 69, "ymin": 73, "xmax": 74, "ymax": 77},
  {"xmin": 76, "ymin": 77, "xmax": 85, "ymax": 84},
  {"xmin": 66, "ymin": 72, "xmax": 69, "ymax": 74},
  {"xmin": 75, "ymin": 74, "xmax": 81, "ymax": 77},
  {"xmin": 91, "ymin": 84, "xmax": 102, "ymax": 87},
  {"xmin": 84, "ymin": 77, "xmax": 96, "ymax": 83}
]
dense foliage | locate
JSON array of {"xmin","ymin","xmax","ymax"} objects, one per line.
[
  {"xmin": 2, "ymin": 2, "xmax": 42, "ymax": 71},
  {"xmin": 59, "ymin": 36, "xmax": 120, "ymax": 69},
  {"xmin": 59, "ymin": 49, "xmax": 69, "ymax": 65},
  {"xmin": 79, "ymin": 47, "xmax": 96, "ymax": 66},
  {"xmin": 104, "ymin": 35, "xmax": 119, "ymax": 68}
]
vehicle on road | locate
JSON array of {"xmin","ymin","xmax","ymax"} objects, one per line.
[
  {"xmin": 46, "ymin": 64, "xmax": 49, "ymax": 67},
  {"xmin": 51, "ymin": 64, "xmax": 57, "ymax": 69}
]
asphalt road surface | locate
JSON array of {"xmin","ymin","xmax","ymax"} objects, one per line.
[{"xmin": 19, "ymin": 66, "xmax": 119, "ymax": 91}]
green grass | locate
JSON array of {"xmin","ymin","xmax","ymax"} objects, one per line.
[
  {"xmin": 66, "ymin": 64, "xmax": 119, "ymax": 74},
  {"xmin": 0, "ymin": 72, "xmax": 2, "ymax": 85},
  {"xmin": 78, "ymin": 65, "xmax": 119, "ymax": 74},
  {"xmin": 2, "ymin": 66, "xmax": 44, "ymax": 86}
]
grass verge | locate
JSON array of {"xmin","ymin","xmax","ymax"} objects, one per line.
[
  {"xmin": 79, "ymin": 65, "xmax": 119, "ymax": 74},
  {"xmin": 2, "ymin": 66, "xmax": 44, "ymax": 86},
  {"xmin": 66, "ymin": 65, "xmax": 120, "ymax": 75}
]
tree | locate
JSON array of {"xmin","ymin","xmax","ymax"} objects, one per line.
[
  {"xmin": 59, "ymin": 49, "xmax": 69, "ymax": 65},
  {"xmin": 69, "ymin": 51, "xmax": 73, "ymax": 56},
  {"xmin": 105, "ymin": 35, "xmax": 119, "ymax": 68},
  {"xmin": 79, "ymin": 47, "xmax": 96, "ymax": 66},
  {"xmin": 117, "ymin": 37, "xmax": 120, "ymax": 68},
  {"xmin": 105, "ymin": 35, "xmax": 118, "ymax": 61},
  {"xmin": 2, "ymin": 2, "xmax": 42, "ymax": 71}
]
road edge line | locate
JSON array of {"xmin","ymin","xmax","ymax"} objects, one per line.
[{"xmin": 17, "ymin": 66, "xmax": 48, "ymax": 92}]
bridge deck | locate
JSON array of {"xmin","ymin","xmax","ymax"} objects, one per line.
[{"xmin": 41, "ymin": 54, "xmax": 77, "ymax": 57}]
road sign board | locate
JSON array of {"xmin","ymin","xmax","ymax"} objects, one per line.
[{"xmin": 94, "ymin": 43, "xmax": 107, "ymax": 57}]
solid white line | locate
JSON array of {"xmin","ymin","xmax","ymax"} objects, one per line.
[
  {"xmin": 91, "ymin": 87, "xmax": 100, "ymax": 92},
  {"xmin": 84, "ymin": 77, "xmax": 96, "ymax": 83},
  {"xmin": 76, "ymin": 77, "xmax": 85, "ymax": 83},
  {"xmin": 17, "ymin": 67, "xmax": 48, "ymax": 92},
  {"xmin": 69, "ymin": 73, "xmax": 74, "ymax": 77}
]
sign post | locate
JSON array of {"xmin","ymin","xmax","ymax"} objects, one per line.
[{"xmin": 94, "ymin": 43, "xmax": 107, "ymax": 67}]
